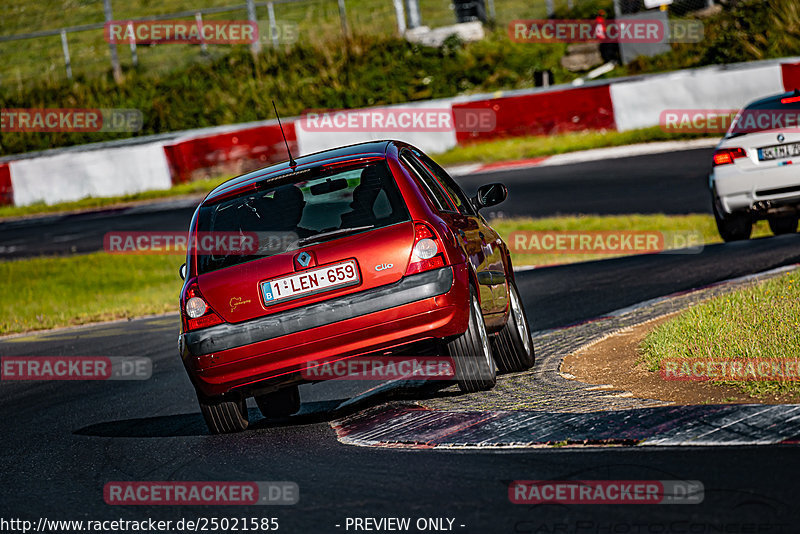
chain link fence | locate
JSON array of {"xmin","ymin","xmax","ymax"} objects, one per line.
[{"xmin": 0, "ymin": 0, "xmax": 712, "ymax": 90}]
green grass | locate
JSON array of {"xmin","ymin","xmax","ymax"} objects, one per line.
[
  {"xmin": 639, "ymin": 270, "xmax": 800, "ymax": 398},
  {"xmin": 626, "ymin": 0, "xmax": 800, "ymax": 75},
  {"xmin": 435, "ymin": 126, "xmax": 713, "ymax": 166},
  {"xmin": 490, "ymin": 214, "xmax": 771, "ymax": 267},
  {"xmin": 0, "ymin": 0, "xmax": 562, "ymax": 91},
  {"xmin": 0, "ymin": 175, "xmax": 231, "ymax": 219},
  {"xmin": 0, "ymin": 252, "xmax": 181, "ymax": 335},
  {"xmin": 0, "ymin": 0, "xmax": 393, "ymax": 86},
  {"xmin": 0, "ymin": 213, "xmax": 774, "ymax": 335},
  {"xmin": 0, "ymin": 30, "xmax": 571, "ymax": 156}
]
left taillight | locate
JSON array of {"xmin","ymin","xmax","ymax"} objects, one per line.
[
  {"xmin": 713, "ymin": 147, "xmax": 747, "ymax": 166},
  {"xmin": 405, "ymin": 223, "xmax": 446, "ymax": 275},
  {"xmin": 181, "ymin": 282, "xmax": 223, "ymax": 331}
]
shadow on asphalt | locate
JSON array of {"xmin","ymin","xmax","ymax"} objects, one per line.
[
  {"xmin": 73, "ymin": 382, "xmax": 455, "ymax": 438},
  {"xmin": 73, "ymin": 401, "xmax": 352, "ymax": 438}
]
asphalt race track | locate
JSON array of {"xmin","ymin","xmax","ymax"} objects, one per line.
[
  {"xmin": 2, "ymin": 146, "xmax": 800, "ymax": 531},
  {"xmin": 457, "ymin": 147, "xmax": 715, "ymax": 218},
  {"xmin": 0, "ymin": 147, "xmax": 714, "ymax": 260}
]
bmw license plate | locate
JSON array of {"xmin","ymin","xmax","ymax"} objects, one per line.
[
  {"xmin": 758, "ymin": 142, "xmax": 800, "ymax": 161},
  {"xmin": 261, "ymin": 259, "xmax": 360, "ymax": 305}
]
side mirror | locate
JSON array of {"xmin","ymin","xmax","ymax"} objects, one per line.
[
  {"xmin": 473, "ymin": 183, "xmax": 507, "ymax": 210},
  {"xmin": 179, "ymin": 263, "xmax": 187, "ymax": 281}
]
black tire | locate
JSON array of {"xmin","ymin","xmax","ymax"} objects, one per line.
[
  {"xmin": 492, "ymin": 281, "xmax": 534, "ymax": 373},
  {"xmin": 255, "ymin": 386, "xmax": 301, "ymax": 419},
  {"xmin": 768, "ymin": 215, "xmax": 798, "ymax": 235},
  {"xmin": 446, "ymin": 286, "xmax": 496, "ymax": 393},
  {"xmin": 198, "ymin": 394, "xmax": 249, "ymax": 434},
  {"xmin": 713, "ymin": 198, "xmax": 752, "ymax": 242}
]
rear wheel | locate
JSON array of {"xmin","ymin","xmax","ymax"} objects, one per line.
[
  {"xmin": 713, "ymin": 199, "xmax": 752, "ymax": 242},
  {"xmin": 768, "ymin": 215, "xmax": 798, "ymax": 235},
  {"xmin": 492, "ymin": 281, "xmax": 534, "ymax": 373},
  {"xmin": 255, "ymin": 386, "xmax": 301, "ymax": 419},
  {"xmin": 447, "ymin": 287, "xmax": 496, "ymax": 393},
  {"xmin": 198, "ymin": 394, "xmax": 249, "ymax": 434}
]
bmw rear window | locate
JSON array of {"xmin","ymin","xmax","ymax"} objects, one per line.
[
  {"xmin": 194, "ymin": 160, "xmax": 410, "ymax": 274},
  {"xmin": 727, "ymin": 96, "xmax": 800, "ymax": 138}
]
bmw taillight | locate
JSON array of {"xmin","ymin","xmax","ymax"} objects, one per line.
[
  {"xmin": 713, "ymin": 147, "xmax": 747, "ymax": 166},
  {"xmin": 182, "ymin": 283, "xmax": 223, "ymax": 331},
  {"xmin": 406, "ymin": 223, "xmax": 446, "ymax": 275}
]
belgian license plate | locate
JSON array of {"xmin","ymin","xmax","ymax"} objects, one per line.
[
  {"xmin": 261, "ymin": 259, "xmax": 360, "ymax": 305},
  {"xmin": 759, "ymin": 142, "xmax": 800, "ymax": 161}
]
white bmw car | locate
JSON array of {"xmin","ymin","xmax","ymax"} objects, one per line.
[{"xmin": 710, "ymin": 90, "xmax": 800, "ymax": 241}]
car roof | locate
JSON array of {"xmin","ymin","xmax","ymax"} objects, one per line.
[
  {"xmin": 204, "ymin": 140, "xmax": 393, "ymax": 203},
  {"xmin": 745, "ymin": 90, "xmax": 800, "ymax": 109}
]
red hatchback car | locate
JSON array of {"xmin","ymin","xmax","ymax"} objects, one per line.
[{"xmin": 178, "ymin": 140, "xmax": 534, "ymax": 433}]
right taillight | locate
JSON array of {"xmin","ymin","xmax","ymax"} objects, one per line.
[
  {"xmin": 181, "ymin": 282, "xmax": 223, "ymax": 331},
  {"xmin": 713, "ymin": 147, "xmax": 747, "ymax": 166},
  {"xmin": 406, "ymin": 223, "xmax": 446, "ymax": 275}
]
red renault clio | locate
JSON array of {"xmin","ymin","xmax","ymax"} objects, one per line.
[{"xmin": 178, "ymin": 140, "xmax": 534, "ymax": 433}]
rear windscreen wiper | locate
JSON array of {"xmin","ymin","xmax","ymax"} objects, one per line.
[{"xmin": 297, "ymin": 225, "xmax": 375, "ymax": 246}]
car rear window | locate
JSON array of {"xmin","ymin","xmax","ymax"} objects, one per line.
[
  {"xmin": 194, "ymin": 160, "xmax": 410, "ymax": 274},
  {"xmin": 727, "ymin": 96, "xmax": 800, "ymax": 138}
]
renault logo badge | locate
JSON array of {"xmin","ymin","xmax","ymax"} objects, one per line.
[{"xmin": 297, "ymin": 252, "xmax": 312, "ymax": 267}]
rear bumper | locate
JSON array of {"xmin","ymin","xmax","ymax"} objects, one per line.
[
  {"xmin": 180, "ymin": 265, "xmax": 470, "ymax": 398},
  {"xmin": 712, "ymin": 163, "xmax": 800, "ymax": 215}
]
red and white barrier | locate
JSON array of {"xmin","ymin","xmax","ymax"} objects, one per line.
[
  {"xmin": 2, "ymin": 57, "xmax": 799, "ymax": 208},
  {"xmin": 6, "ymin": 142, "xmax": 172, "ymax": 207},
  {"xmin": 453, "ymin": 84, "xmax": 615, "ymax": 143},
  {"xmin": 295, "ymin": 101, "xmax": 460, "ymax": 156},
  {"xmin": 610, "ymin": 62, "xmax": 786, "ymax": 132},
  {"xmin": 163, "ymin": 122, "xmax": 297, "ymax": 184},
  {"xmin": 781, "ymin": 62, "xmax": 800, "ymax": 92},
  {"xmin": 0, "ymin": 163, "xmax": 12, "ymax": 206}
]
